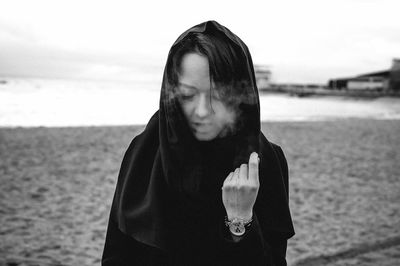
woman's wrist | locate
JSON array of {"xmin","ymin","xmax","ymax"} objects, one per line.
[{"xmin": 226, "ymin": 210, "xmax": 253, "ymax": 221}]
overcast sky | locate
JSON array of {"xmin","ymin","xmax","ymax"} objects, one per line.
[{"xmin": 1, "ymin": 0, "xmax": 399, "ymax": 83}]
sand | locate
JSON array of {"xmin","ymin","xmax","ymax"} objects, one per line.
[{"xmin": 0, "ymin": 119, "xmax": 399, "ymax": 266}]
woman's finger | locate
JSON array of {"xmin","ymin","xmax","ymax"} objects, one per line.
[
  {"xmin": 233, "ymin": 168, "xmax": 240, "ymax": 178},
  {"xmin": 239, "ymin": 163, "xmax": 248, "ymax": 180},
  {"xmin": 248, "ymin": 152, "xmax": 259, "ymax": 184},
  {"xmin": 233, "ymin": 168, "xmax": 240, "ymax": 186},
  {"xmin": 223, "ymin": 172, "xmax": 234, "ymax": 186},
  {"xmin": 228, "ymin": 171, "xmax": 234, "ymax": 181}
]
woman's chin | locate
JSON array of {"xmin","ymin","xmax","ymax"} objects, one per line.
[{"xmin": 194, "ymin": 131, "xmax": 217, "ymax": 141}]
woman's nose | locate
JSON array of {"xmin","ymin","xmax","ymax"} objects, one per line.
[{"xmin": 194, "ymin": 93, "xmax": 212, "ymax": 118}]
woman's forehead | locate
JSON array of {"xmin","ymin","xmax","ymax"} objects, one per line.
[
  {"xmin": 179, "ymin": 53, "xmax": 209, "ymax": 77},
  {"xmin": 177, "ymin": 53, "xmax": 214, "ymax": 92}
]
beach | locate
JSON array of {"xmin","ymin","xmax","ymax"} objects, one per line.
[{"xmin": 1, "ymin": 119, "xmax": 399, "ymax": 265}]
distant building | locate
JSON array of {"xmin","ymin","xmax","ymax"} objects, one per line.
[
  {"xmin": 346, "ymin": 70, "xmax": 389, "ymax": 90},
  {"xmin": 328, "ymin": 59, "xmax": 400, "ymax": 91},
  {"xmin": 254, "ymin": 65, "xmax": 271, "ymax": 90},
  {"xmin": 389, "ymin": 59, "xmax": 400, "ymax": 91},
  {"xmin": 328, "ymin": 70, "xmax": 389, "ymax": 91}
]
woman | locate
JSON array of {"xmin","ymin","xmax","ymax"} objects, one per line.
[{"xmin": 102, "ymin": 20, "xmax": 295, "ymax": 265}]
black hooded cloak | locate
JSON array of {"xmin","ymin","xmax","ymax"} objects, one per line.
[{"xmin": 102, "ymin": 20, "xmax": 295, "ymax": 266}]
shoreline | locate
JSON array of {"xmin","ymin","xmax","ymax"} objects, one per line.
[{"xmin": 2, "ymin": 115, "xmax": 400, "ymax": 129}]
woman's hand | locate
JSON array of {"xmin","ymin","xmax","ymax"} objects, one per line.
[{"xmin": 222, "ymin": 152, "xmax": 260, "ymax": 220}]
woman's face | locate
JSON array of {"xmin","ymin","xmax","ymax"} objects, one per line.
[{"xmin": 177, "ymin": 53, "xmax": 236, "ymax": 141}]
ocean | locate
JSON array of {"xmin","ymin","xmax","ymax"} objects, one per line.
[{"xmin": 1, "ymin": 77, "xmax": 399, "ymax": 127}]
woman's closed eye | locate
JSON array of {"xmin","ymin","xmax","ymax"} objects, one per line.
[
  {"xmin": 177, "ymin": 84, "xmax": 223, "ymax": 102},
  {"xmin": 178, "ymin": 85, "xmax": 196, "ymax": 100},
  {"xmin": 179, "ymin": 89, "xmax": 196, "ymax": 100},
  {"xmin": 180, "ymin": 93, "xmax": 196, "ymax": 100},
  {"xmin": 180, "ymin": 92, "xmax": 222, "ymax": 102}
]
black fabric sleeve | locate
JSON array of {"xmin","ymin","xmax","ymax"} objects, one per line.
[{"xmin": 265, "ymin": 235, "xmax": 288, "ymax": 266}]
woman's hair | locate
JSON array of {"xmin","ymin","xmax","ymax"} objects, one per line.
[{"xmin": 166, "ymin": 31, "xmax": 252, "ymax": 108}]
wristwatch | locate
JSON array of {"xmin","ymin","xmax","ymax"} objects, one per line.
[{"xmin": 225, "ymin": 216, "xmax": 253, "ymax": 237}]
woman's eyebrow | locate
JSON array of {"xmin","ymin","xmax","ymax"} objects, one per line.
[{"xmin": 178, "ymin": 82, "xmax": 198, "ymax": 90}]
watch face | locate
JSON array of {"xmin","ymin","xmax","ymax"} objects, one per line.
[{"xmin": 229, "ymin": 223, "xmax": 245, "ymax": 236}]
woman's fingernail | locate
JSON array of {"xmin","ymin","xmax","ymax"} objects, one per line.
[{"xmin": 251, "ymin": 152, "xmax": 259, "ymax": 163}]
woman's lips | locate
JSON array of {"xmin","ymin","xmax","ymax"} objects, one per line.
[{"xmin": 192, "ymin": 122, "xmax": 211, "ymax": 132}]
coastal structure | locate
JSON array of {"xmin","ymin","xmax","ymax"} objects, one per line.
[
  {"xmin": 254, "ymin": 65, "xmax": 272, "ymax": 90},
  {"xmin": 328, "ymin": 59, "xmax": 400, "ymax": 91},
  {"xmin": 328, "ymin": 71, "xmax": 389, "ymax": 91}
]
